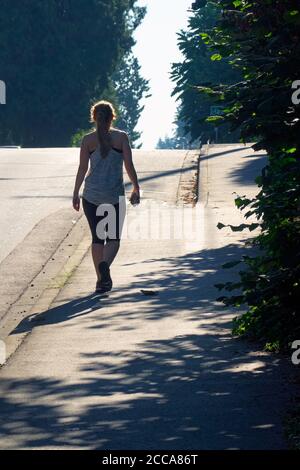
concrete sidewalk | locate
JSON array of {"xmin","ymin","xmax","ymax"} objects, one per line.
[{"xmin": 0, "ymin": 145, "xmax": 294, "ymax": 449}]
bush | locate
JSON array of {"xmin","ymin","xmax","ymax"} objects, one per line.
[{"xmin": 196, "ymin": 0, "xmax": 300, "ymax": 351}]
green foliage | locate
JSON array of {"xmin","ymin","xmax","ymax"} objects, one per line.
[
  {"xmin": 70, "ymin": 129, "xmax": 91, "ymax": 148},
  {"xmin": 171, "ymin": 2, "xmax": 240, "ymax": 144},
  {"xmin": 0, "ymin": 0, "xmax": 145, "ymax": 147},
  {"xmin": 156, "ymin": 105, "xmax": 201, "ymax": 149},
  {"xmin": 197, "ymin": 0, "xmax": 300, "ymax": 351},
  {"xmin": 156, "ymin": 135, "xmax": 179, "ymax": 150},
  {"xmin": 71, "ymin": 51, "xmax": 150, "ymax": 148},
  {"xmin": 111, "ymin": 52, "xmax": 151, "ymax": 148},
  {"xmin": 285, "ymin": 405, "xmax": 300, "ymax": 449}
]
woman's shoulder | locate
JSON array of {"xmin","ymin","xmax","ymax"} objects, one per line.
[
  {"xmin": 81, "ymin": 131, "xmax": 97, "ymax": 149},
  {"xmin": 110, "ymin": 127, "xmax": 128, "ymax": 147},
  {"xmin": 83, "ymin": 130, "xmax": 97, "ymax": 141},
  {"xmin": 110, "ymin": 127, "xmax": 127, "ymax": 138}
]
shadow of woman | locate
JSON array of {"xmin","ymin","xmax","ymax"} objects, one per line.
[{"xmin": 12, "ymin": 291, "xmax": 109, "ymax": 335}]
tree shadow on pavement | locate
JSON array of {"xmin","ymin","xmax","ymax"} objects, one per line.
[
  {"xmin": 0, "ymin": 333, "xmax": 290, "ymax": 450},
  {"xmin": 200, "ymin": 146, "xmax": 252, "ymax": 163},
  {"xmin": 228, "ymin": 154, "xmax": 267, "ymax": 186},
  {"xmin": 13, "ymin": 242, "xmax": 247, "ymax": 331},
  {"xmin": 0, "ymin": 241, "xmax": 293, "ymax": 449}
]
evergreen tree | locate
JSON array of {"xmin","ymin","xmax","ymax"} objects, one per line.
[
  {"xmin": 112, "ymin": 52, "xmax": 151, "ymax": 148},
  {"xmin": 156, "ymin": 105, "xmax": 201, "ymax": 149},
  {"xmin": 0, "ymin": 0, "xmax": 145, "ymax": 147},
  {"xmin": 171, "ymin": 1, "xmax": 240, "ymax": 143}
]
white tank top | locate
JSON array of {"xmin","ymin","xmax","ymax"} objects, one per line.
[{"xmin": 82, "ymin": 145, "xmax": 125, "ymax": 205}]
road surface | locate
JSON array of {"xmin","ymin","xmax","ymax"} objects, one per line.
[
  {"xmin": 0, "ymin": 145, "xmax": 295, "ymax": 450},
  {"xmin": 0, "ymin": 148, "xmax": 188, "ymax": 263}
]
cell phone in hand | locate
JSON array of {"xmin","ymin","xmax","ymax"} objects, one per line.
[{"xmin": 130, "ymin": 192, "xmax": 140, "ymax": 206}]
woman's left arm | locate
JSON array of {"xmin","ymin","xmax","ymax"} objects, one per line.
[
  {"xmin": 73, "ymin": 136, "xmax": 90, "ymax": 211},
  {"xmin": 122, "ymin": 132, "xmax": 140, "ymax": 205}
]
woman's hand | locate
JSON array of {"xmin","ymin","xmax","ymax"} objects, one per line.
[
  {"xmin": 130, "ymin": 186, "xmax": 140, "ymax": 206},
  {"xmin": 73, "ymin": 193, "xmax": 80, "ymax": 211}
]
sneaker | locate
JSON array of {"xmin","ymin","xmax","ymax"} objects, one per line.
[
  {"xmin": 95, "ymin": 280, "xmax": 102, "ymax": 292},
  {"xmin": 98, "ymin": 261, "xmax": 113, "ymax": 292}
]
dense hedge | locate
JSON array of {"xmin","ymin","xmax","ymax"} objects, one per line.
[{"xmin": 193, "ymin": 0, "xmax": 300, "ymax": 351}]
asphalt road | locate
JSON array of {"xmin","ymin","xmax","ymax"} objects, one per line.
[
  {"xmin": 0, "ymin": 144, "xmax": 294, "ymax": 450},
  {"xmin": 0, "ymin": 148, "xmax": 189, "ymax": 263}
]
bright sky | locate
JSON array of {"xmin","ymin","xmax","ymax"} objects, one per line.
[{"xmin": 132, "ymin": 0, "xmax": 193, "ymax": 149}]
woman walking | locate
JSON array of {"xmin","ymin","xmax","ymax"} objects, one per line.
[{"xmin": 72, "ymin": 100, "xmax": 140, "ymax": 293}]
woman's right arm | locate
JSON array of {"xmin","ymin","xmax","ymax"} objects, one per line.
[{"xmin": 72, "ymin": 136, "xmax": 90, "ymax": 211}]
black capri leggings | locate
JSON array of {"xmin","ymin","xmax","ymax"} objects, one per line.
[{"xmin": 82, "ymin": 197, "xmax": 124, "ymax": 245}]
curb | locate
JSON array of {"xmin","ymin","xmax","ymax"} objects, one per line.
[
  {"xmin": 197, "ymin": 142, "xmax": 211, "ymax": 208},
  {"xmin": 0, "ymin": 214, "xmax": 91, "ymax": 365},
  {"xmin": 176, "ymin": 149, "xmax": 201, "ymax": 206}
]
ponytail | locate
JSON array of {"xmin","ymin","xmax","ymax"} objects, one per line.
[
  {"xmin": 90, "ymin": 100, "xmax": 116, "ymax": 159},
  {"xmin": 96, "ymin": 116, "xmax": 111, "ymax": 159}
]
